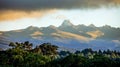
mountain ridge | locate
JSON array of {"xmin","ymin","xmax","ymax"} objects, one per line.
[{"xmin": 0, "ymin": 20, "xmax": 120, "ymax": 51}]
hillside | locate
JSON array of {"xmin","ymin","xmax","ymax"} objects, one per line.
[{"xmin": 0, "ymin": 20, "xmax": 120, "ymax": 50}]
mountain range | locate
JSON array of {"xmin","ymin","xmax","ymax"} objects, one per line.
[{"xmin": 0, "ymin": 20, "xmax": 120, "ymax": 51}]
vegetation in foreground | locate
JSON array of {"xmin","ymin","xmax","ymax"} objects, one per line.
[{"xmin": 0, "ymin": 41, "xmax": 120, "ymax": 67}]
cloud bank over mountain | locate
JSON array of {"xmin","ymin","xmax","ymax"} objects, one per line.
[
  {"xmin": 0, "ymin": 9, "xmax": 57, "ymax": 21},
  {"xmin": 0, "ymin": 0, "xmax": 120, "ymax": 31},
  {"xmin": 0, "ymin": 0, "xmax": 120, "ymax": 10}
]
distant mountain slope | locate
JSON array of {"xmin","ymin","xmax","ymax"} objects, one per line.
[{"xmin": 0, "ymin": 20, "xmax": 120, "ymax": 51}]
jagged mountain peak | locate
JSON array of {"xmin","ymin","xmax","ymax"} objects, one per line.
[
  {"xmin": 48, "ymin": 25, "xmax": 56, "ymax": 29},
  {"xmin": 102, "ymin": 25, "xmax": 111, "ymax": 28},
  {"xmin": 47, "ymin": 25, "xmax": 58, "ymax": 31},
  {"xmin": 26, "ymin": 26, "xmax": 39, "ymax": 30},
  {"xmin": 89, "ymin": 24, "xmax": 96, "ymax": 27},
  {"xmin": 60, "ymin": 20, "xmax": 74, "ymax": 27},
  {"xmin": 40, "ymin": 25, "xmax": 59, "ymax": 34}
]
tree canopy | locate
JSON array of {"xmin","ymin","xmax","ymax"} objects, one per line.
[{"xmin": 0, "ymin": 41, "xmax": 120, "ymax": 67}]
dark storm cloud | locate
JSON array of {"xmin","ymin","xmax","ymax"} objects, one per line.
[{"xmin": 0, "ymin": 0, "xmax": 120, "ymax": 10}]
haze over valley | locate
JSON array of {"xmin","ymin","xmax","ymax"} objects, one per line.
[{"xmin": 0, "ymin": 20, "xmax": 120, "ymax": 51}]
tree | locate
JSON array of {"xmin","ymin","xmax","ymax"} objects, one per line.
[
  {"xmin": 39, "ymin": 43, "xmax": 58, "ymax": 56},
  {"xmin": 1, "ymin": 41, "xmax": 120, "ymax": 67},
  {"xmin": 9, "ymin": 41, "xmax": 33, "ymax": 51},
  {"xmin": 11, "ymin": 55, "xmax": 24, "ymax": 66},
  {"xmin": 89, "ymin": 54, "xmax": 113, "ymax": 67},
  {"xmin": 59, "ymin": 51, "xmax": 71, "ymax": 57},
  {"xmin": 32, "ymin": 46, "xmax": 41, "ymax": 54},
  {"xmin": 23, "ymin": 41, "xmax": 33, "ymax": 50},
  {"xmin": 9, "ymin": 42, "xmax": 16, "ymax": 48},
  {"xmin": 60, "ymin": 54, "xmax": 88, "ymax": 67},
  {"xmin": 81, "ymin": 48, "xmax": 93, "ymax": 56},
  {"xmin": 75, "ymin": 50, "xmax": 81, "ymax": 54},
  {"xmin": 98, "ymin": 50, "xmax": 102, "ymax": 55},
  {"xmin": 0, "ymin": 48, "xmax": 3, "ymax": 51}
]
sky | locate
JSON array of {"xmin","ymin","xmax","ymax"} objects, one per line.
[{"xmin": 0, "ymin": 0, "xmax": 120, "ymax": 31}]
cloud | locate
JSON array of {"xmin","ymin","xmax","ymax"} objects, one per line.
[
  {"xmin": 0, "ymin": 9, "xmax": 57, "ymax": 21},
  {"xmin": 0, "ymin": 0, "xmax": 120, "ymax": 21},
  {"xmin": 86, "ymin": 30, "xmax": 104, "ymax": 39},
  {"xmin": 56, "ymin": 15, "xmax": 67, "ymax": 20},
  {"xmin": 0, "ymin": 0, "xmax": 120, "ymax": 10}
]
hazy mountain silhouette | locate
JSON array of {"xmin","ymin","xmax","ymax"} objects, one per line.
[
  {"xmin": 0, "ymin": 20, "xmax": 120, "ymax": 51},
  {"xmin": 59, "ymin": 20, "xmax": 74, "ymax": 27}
]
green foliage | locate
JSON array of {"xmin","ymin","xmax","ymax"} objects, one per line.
[
  {"xmin": 24, "ymin": 53, "xmax": 51, "ymax": 66},
  {"xmin": 9, "ymin": 41, "xmax": 33, "ymax": 50},
  {"xmin": 59, "ymin": 54, "xmax": 88, "ymax": 67},
  {"xmin": 0, "ymin": 42, "xmax": 58, "ymax": 67},
  {"xmin": 39, "ymin": 43, "xmax": 58, "ymax": 55},
  {"xmin": 0, "ymin": 41, "xmax": 120, "ymax": 67}
]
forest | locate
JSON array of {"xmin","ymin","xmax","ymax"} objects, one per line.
[{"xmin": 0, "ymin": 41, "xmax": 120, "ymax": 67}]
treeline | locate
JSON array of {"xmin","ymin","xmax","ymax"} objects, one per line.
[{"xmin": 0, "ymin": 41, "xmax": 120, "ymax": 67}]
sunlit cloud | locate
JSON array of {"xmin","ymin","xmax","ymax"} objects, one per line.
[
  {"xmin": 0, "ymin": 0, "xmax": 120, "ymax": 31},
  {"xmin": 0, "ymin": 0, "xmax": 120, "ymax": 10},
  {"xmin": 0, "ymin": 9, "xmax": 57, "ymax": 21}
]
